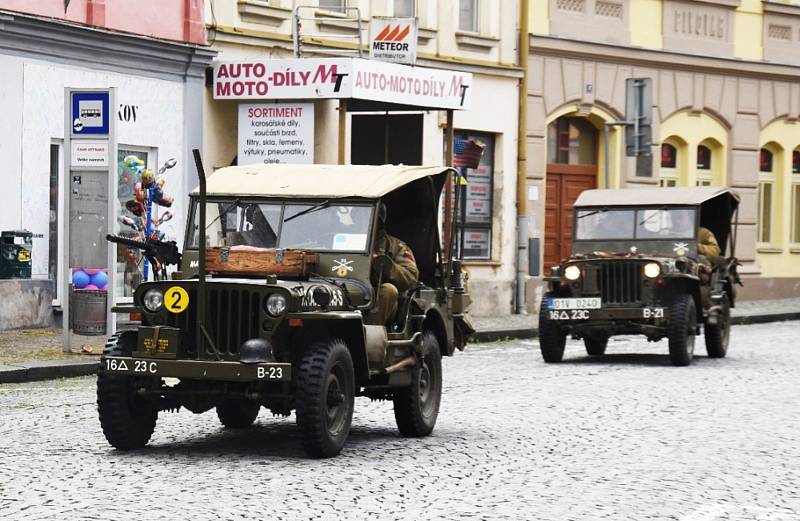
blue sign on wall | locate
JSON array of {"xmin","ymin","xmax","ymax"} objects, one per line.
[{"xmin": 71, "ymin": 91, "xmax": 110, "ymax": 135}]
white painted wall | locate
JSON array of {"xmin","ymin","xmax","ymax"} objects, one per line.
[{"xmin": 0, "ymin": 55, "xmax": 186, "ymax": 284}]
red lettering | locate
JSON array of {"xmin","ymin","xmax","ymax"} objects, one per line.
[
  {"xmin": 312, "ymin": 64, "xmax": 338, "ymax": 84},
  {"xmin": 253, "ymin": 63, "xmax": 266, "ymax": 77},
  {"xmin": 216, "ymin": 82, "xmax": 231, "ymax": 97},
  {"xmin": 217, "ymin": 64, "xmax": 229, "ymax": 79}
]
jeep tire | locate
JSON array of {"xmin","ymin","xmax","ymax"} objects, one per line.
[
  {"xmin": 393, "ymin": 331, "xmax": 442, "ymax": 437},
  {"xmin": 668, "ymin": 294, "xmax": 697, "ymax": 367},
  {"xmin": 216, "ymin": 399, "xmax": 260, "ymax": 429},
  {"xmin": 539, "ymin": 297, "xmax": 566, "ymax": 363},
  {"xmin": 295, "ymin": 338, "xmax": 355, "ymax": 458},
  {"xmin": 97, "ymin": 331, "xmax": 158, "ymax": 450},
  {"xmin": 704, "ymin": 294, "xmax": 731, "ymax": 358},
  {"xmin": 583, "ymin": 335, "xmax": 608, "ymax": 356}
]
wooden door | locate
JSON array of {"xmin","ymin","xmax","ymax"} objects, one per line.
[{"xmin": 544, "ymin": 164, "xmax": 597, "ymax": 269}]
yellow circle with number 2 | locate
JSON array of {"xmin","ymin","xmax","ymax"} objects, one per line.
[{"xmin": 165, "ymin": 286, "xmax": 189, "ymax": 314}]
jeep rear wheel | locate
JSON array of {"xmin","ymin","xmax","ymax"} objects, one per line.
[
  {"xmin": 668, "ymin": 294, "xmax": 697, "ymax": 367},
  {"xmin": 539, "ymin": 297, "xmax": 566, "ymax": 363},
  {"xmin": 704, "ymin": 294, "xmax": 731, "ymax": 358},
  {"xmin": 97, "ymin": 331, "xmax": 158, "ymax": 450},
  {"xmin": 295, "ymin": 338, "xmax": 355, "ymax": 458},
  {"xmin": 216, "ymin": 399, "xmax": 260, "ymax": 429},
  {"xmin": 393, "ymin": 331, "xmax": 442, "ymax": 437},
  {"xmin": 583, "ymin": 335, "xmax": 608, "ymax": 356}
]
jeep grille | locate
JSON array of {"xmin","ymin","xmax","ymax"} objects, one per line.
[
  {"xmin": 592, "ymin": 261, "xmax": 643, "ymax": 305},
  {"xmin": 165, "ymin": 287, "xmax": 262, "ymax": 358}
]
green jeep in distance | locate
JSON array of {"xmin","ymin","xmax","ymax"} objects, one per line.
[
  {"xmin": 98, "ymin": 160, "xmax": 472, "ymax": 458},
  {"xmin": 539, "ymin": 186, "xmax": 741, "ymax": 367}
]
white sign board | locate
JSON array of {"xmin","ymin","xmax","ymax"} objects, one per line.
[
  {"xmin": 369, "ymin": 17, "xmax": 417, "ymax": 65},
  {"xmin": 238, "ymin": 103, "xmax": 314, "ymax": 165},
  {"xmin": 213, "ymin": 58, "xmax": 472, "ymax": 110},
  {"xmin": 70, "ymin": 141, "xmax": 109, "ymax": 168}
]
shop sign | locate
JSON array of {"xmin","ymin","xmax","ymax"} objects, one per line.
[
  {"xmin": 214, "ymin": 58, "xmax": 352, "ymax": 100},
  {"xmin": 462, "ymin": 228, "xmax": 491, "ymax": 259},
  {"xmin": 369, "ymin": 17, "xmax": 417, "ymax": 65},
  {"xmin": 213, "ymin": 58, "xmax": 472, "ymax": 110},
  {"xmin": 70, "ymin": 141, "xmax": 109, "ymax": 168},
  {"xmin": 238, "ymin": 103, "xmax": 314, "ymax": 165}
]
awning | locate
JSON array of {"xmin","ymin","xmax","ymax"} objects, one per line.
[
  {"xmin": 212, "ymin": 57, "xmax": 472, "ymax": 111},
  {"xmin": 193, "ymin": 164, "xmax": 453, "ymax": 198}
]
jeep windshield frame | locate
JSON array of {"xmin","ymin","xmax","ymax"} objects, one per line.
[
  {"xmin": 186, "ymin": 196, "xmax": 376, "ymax": 254},
  {"xmin": 574, "ymin": 206, "xmax": 697, "ymax": 242}
]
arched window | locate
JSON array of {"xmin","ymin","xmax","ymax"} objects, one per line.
[
  {"xmin": 793, "ymin": 148, "xmax": 800, "ymax": 244},
  {"xmin": 547, "ymin": 117, "xmax": 598, "ymax": 165},
  {"xmin": 758, "ymin": 148, "xmax": 776, "ymax": 244},
  {"xmin": 793, "ymin": 149, "xmax": 799, "ymax": 174},
  {"xmin": 659, "ymin": 142, "xmax": 679, "ymax": 187},
  {"xmin": 697, "ymin": 145, "xmax": 711, "ymax": 170}
]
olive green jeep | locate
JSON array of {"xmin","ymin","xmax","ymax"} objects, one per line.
[
  {"xmin": 539, "ymin": 186, "xmax": 741, "ymax": 367},
  {"xmin": 98, "ymin": 155, "xmax": 472, "ymax": 458}
]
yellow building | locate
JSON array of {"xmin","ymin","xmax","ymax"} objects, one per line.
[{"xmin": 526, "ymin": 0, "xmax": 800, "ymax": 302}]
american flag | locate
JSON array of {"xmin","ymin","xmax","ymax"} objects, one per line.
[{"xmin": 453, "ymin": 139, "xmax": 484, "ymax": 169}]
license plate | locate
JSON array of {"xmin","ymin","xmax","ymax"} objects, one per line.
[{"xmin": 547, "ymin": 297, "xmax": 601, "ymax": 310}]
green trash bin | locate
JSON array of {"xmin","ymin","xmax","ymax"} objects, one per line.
[{"xmin": 0, "ymin": 230, "xmax": 32, "ymax": 279}]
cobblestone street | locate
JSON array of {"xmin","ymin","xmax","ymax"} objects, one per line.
[{"xmin": 1, "ymin": 321, "xmax": 798, "ymax": 520}]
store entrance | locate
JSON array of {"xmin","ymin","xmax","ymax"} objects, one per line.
[
  {"xmin": 351, "ymin": 114, "xmax": 423, "ymax": 165},
  {"xmin": 544, "ymin": 116, "xmax": 599, "ymax": 269}
]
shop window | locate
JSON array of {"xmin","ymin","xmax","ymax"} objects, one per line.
[
  {"xmin": 455, "ymin": 131, "xmax": 494, "ymax": 260},
  {"xmin": 319, "ymin": 0, "xmax": 346, "ymax": 13},
  {"xmin": 661, "ymin": 143, "xmax": 677, "ymax": 168},
  {"xmin": 115, "ymin": 147, "xmax": 154, "ymax": 301},
  {"xmin": 459, "ymin": 0, "xmax": 479, "ymax": 32},
  {"xmin": 547, "ymin": 117, "xmax": 597, "ymax": 165},
  {"xmin": 48, "ymin": 143, "xmax": 61, "ymax": 303},
  {"xmin": 394, "ymin": 0, "xmax": 415, "ymax": 17}
]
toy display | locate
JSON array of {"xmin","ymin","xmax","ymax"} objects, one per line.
[{"xmin": 72, "ymin": 267, "xmax": 108, "ymax": 291}]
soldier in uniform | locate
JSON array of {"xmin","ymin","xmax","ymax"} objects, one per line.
[
  {"xmin": 697, "ymin": 226, "xmax": 720, "ymax": 265},
  {"xmin": 367, "ymin": 204, "xmax": 419, "ymax": 326}
]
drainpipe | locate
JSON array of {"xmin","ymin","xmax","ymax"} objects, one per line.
[{"xmin": 515, "ymin": 0, "xmax": 530, "ymax": 314}]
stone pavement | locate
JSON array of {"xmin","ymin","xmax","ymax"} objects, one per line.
[
  {"xmin": 1, "ymin": 297, "xmax": 799, "ymax": 383},
  {"xmin": 0, "ymin": 321, "xmax": 798, "ymax": 520}
]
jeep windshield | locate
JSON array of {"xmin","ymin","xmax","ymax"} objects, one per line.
[
  {"xmin": 189, "ymin": 199, "xmax": 373, "ymax": 252},
  {"xmin": 575, "ymin": 207, "xmax": 696, "ymax": 240}
]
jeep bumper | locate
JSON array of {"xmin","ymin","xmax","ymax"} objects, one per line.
[{"xmin": 101, "ymin": 356, "xmax": 292, "ymax": 382}]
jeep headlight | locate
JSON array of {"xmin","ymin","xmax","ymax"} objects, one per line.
[
  {"xmin": 142, "ymin": 289, "xmax": 164, "ymax": 312},
  {"xmin": 265, "ymin": 293, "xmax": 287, "ymax": 316},
  {"xmin": 564, "ymin": 265, "xmax": 581, "ymax": 281},
  {"xmin": 643, "ymin": 262, "xmax": 661, "ymax": 279}
]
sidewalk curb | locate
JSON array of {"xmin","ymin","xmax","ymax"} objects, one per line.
[
  {"xmin": 0, "ymin": 360, "xmax": 98, "ymax": 384},
  {"xmin": 1, "ymin": 312, "xmax": 798, "ymax": 383},
  {"xmin": 470, "ymin": 311, "xmax": 800, "ymax": 343}
]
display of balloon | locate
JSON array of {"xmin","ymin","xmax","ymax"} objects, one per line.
[
  {"xmin": 72, "ymin": 270, "xmax": 90, "ymax": 289},
  {"xmin": 90, "ymin": 270, "xmax": 108, "ymax": 288}
]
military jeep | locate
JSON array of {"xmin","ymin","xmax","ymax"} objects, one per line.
[
  {"xmin": 98, "ymin": 157, "xmax": 472, "ymax": 457},
  {"xmin": 539, "ymin": 187, "xmax": 741, "ymax": 367}
]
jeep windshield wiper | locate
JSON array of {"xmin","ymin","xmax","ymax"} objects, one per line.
[
  {"xmin": 578, "ymin": 210, "xmax": 602, "ymax": 219},
  {"xmin": 283, "ymin": 200, "xmax": 330, "ymax": 223},
  {"xmin": 205, "ymin": 198, "xmax": 241, "ymax": 230}
]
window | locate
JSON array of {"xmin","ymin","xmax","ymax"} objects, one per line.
[
  {"xmin": 394, "ymin": 0, "xmax": 415, "ymax": 17},
  {"xmin": 792, "ymin": 183, "xmax": 800, "ymax": 244},
  {"xmin": 659, "ymin": 142, "xmax": 679, "ymax": 186},
  {"xmin": 547, "ymin": 117, "xmax": 597, "ymax": 165},
  {"xmin": 459, "ymin": 0, "xmax": 479, "ymax": 32},
  {"xmin": 319, "ymin": 0, "xmax": 346, "ymax": 13},
  {"xmin": 116, "ymin": 148, "xmax": 153, "ymax": 300},
  {"xmin": 696, "ymin": 145, "xmax": 711, "ymax": 170},
  {"xmin": 661, "ymin": 143, "xmax": 677, "ymax": 168},
  {"xmin": 758, "ymin": 148, "xmax": 775, "ymax": 244},
  {"xmin": 793, "ymin": 149, "xmax": 799, "ymax": 174},
  {"xmin": 455, "ymin": 131, "xmax": 494, "ymax": 260}
]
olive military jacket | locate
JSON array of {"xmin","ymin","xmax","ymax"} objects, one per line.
[
  {"xmin": 372, "ymin": 231, "xmax": 419, "ymax": 292},
  {"xmin": 698, "ymin": 226, "xmax": 720, "ymax": 264}
]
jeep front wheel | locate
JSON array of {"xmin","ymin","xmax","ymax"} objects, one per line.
[
  {"xmin": 393, "ymin": 331, "xmax": 442, "ymax": 437},
  {"xmin": 668, "ymin": 294, "xmax": 697, "ymax": 367},
  {"xmin": 216, "ymin": 399, "xmax": 260, "ymax": 429},
  {"xmin": 704, "ymin": 294, "xmax": 731, "ymax": 358},
  {"xmin": 97, "ymin": 331, "xmax": 158, "ymax": 450},
  {"xmin": 539, "ymin": 297, "xmax": 566, "ymax": 363},
  {"xmin": 295, "ymin": 338, "xmax": 355, "ymax": 458}
]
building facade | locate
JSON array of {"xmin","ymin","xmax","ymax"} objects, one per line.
[
  {"xmin": 0, "ymin": 1, "xmax": 213, "ymax": 328},
  {"xmin": 524, "ymin": 0, "xmax": 800, "ymax": 306},
  {"xmin": 203, "ymin": 0, "xmax": 522, "ymax": 316}
]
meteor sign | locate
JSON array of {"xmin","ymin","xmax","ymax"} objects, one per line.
[{"xmin": 369, "ymin": 17, "xmax": 417, "ymax": 65}]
